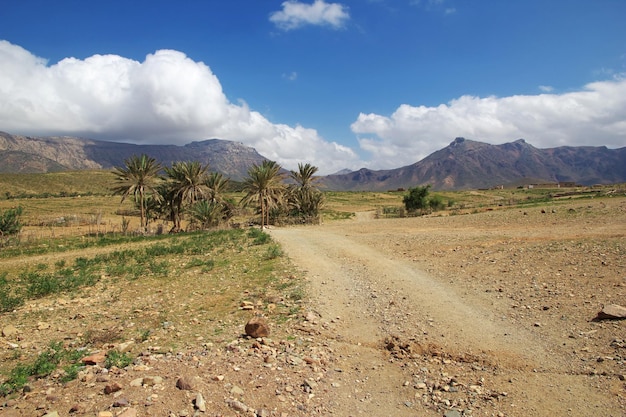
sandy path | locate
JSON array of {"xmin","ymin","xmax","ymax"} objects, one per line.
[{"xmin": 269, "ymin": 212, "xmax": 623, "ymax": 416}]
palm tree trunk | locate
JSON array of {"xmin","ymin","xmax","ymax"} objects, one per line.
[{"xmin": 139, "ymin": 188, "xmax": 145, "ymax": 229}]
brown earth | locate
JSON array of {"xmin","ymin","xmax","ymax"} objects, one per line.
[{"xmin": 1, "ymin": 196, "xmax": 625, "ymax": 417}]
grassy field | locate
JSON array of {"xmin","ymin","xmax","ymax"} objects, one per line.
[{"xmin": 1, "ymin": 171, "xmax": 623, "ymax": 237}]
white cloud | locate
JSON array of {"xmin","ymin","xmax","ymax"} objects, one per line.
[
  {"xmin": 351, "ymin": 76, "xmax": 626, "ymax": 169},
  {"xmin": 270, "ymin": 0, "xmax": 350, "ymax": 31},
  {"xmin": 538, "ymin": 85, "xmax": 554, "ymax": 93},
  {"xmin": 0, "ymin": 40, "xmax": 360, "ymax": 175}
]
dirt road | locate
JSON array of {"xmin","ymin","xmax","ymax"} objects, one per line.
[{"xmin": 270, "ymin": 203, "xmax": 625, "ymax": 416}]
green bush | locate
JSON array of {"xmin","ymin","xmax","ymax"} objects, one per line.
[
  {"xmin": 403, "ymin": 185, "xmax": 431, "ymax": 213},
  {"xmin": 248, "ymin": 228, "xmax": 271, "ymax": 245},
  {"xmin": 0, "ymin": 272, "xmax": 23, "ymax": 312},
  {"xmin": 105, "ymin": 350, "xmax": 133, "ymax": 369},
  {"xmin": 428, "ymin": 195, "xmax": 446, "ymax": 211},
  {"xmin": 0, "ymin": 206, "xmax": 23, "ymax": 236}
]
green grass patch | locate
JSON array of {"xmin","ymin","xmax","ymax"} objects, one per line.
[{"xmin": 0, "ymin": 341, "xmax": 85, "ymax": 396}]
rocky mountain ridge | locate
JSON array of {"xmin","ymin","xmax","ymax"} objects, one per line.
[
  {"xmin": 1, "ymin": 132, "xmax": 624, "ymax": 190},
  {"xmin": 321, "ymin": 137, "xmax": 626, "ymax": 190},
  {"xmin": 0, "ymin": 132, "xmax": 267, "ymax": 181}
]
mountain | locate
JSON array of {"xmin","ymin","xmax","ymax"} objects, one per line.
[
  {"xmin": 0, "ymin": 132, "xmax": 267, "ymax": 181},
  {"xmin": 2, "ymin": 132, "xmax": 625, "ymax": 190},
  {"xmin": 320, "ymin": 137, "xmax": 626, "ymax": 191}
]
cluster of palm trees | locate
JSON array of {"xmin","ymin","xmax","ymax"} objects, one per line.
[{"xmin": 112, "ymin": 154, "xmax": 323, "ymax": 232}]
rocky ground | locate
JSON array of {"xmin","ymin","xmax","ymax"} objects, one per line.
[{"xmin": 1, "ymin": 195, "xmax": 625, "ymax": 417}]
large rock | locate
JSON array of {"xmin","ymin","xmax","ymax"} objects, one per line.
[
  {"xmin": 2, "ymin": 325, "xmax": 18, "ymax": 337},
  {"xmin": 596, "ymin": 304, "xmax": 626, "ymax": 320},
  {"xmin": 245, "ymin": 317, "xmax": 270, "ymax": 338}
]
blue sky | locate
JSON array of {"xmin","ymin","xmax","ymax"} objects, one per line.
[{"xmin": 1, "ymin": 0, "xmax": 625, "ymax": 174}]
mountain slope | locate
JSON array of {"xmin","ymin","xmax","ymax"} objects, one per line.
[
  {"xmin": 321, "ymin": 137, "xmax": 626, "ymax": 191},
  {"xmin": 2, "ymin": 132, "xmax": 624, "ymax": 190},
  {"xmin": 0, "ymin": 132, "xmax": 267, "ymax": 181}
]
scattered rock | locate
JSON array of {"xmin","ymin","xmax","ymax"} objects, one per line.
[
  {"xmin": 227, "ymin": 399, "xmax": 248, "ymax": 413},
  {"xmin": 245, "ymin": 316, "xmax": 270, "ymax": 338},
  {"xmin": 116, "ymin": 409, "xmax": 137, "ymax": 417},
  {"xmin": 112, "ymin": 398, "xmax": 129, "ymax": 407},
  {"xmin": 82, "ymin": 352, "xmax": 107, "ymax": 365},
  {"xmin": 194, "ymin": 393, "xmax": 206, "ymax": 412},
  {"xmin": 104, "ymin": 382, "xmax": 123, "ymax": 395},
  {"xmin": 2, "ymin": 324, "xmax": 18, "ymax": 337},
  {"xmin": 230, "ymin": 385, "xmax": 244, "ymax": 396},
  {"xmin": 142, "ymin": 376, "xmax": 163, "ymax": 386},
  {"xmin": 596, "ymin": 304, "xmax": 626, "ymax": 320},
  {"xmin": 176, "ymin": 376, "xmax": 194, "ymax": 390},
  {"xmin": 37, "ymin": 322, "xmax": 50, "ymax": 330},
  {"xmin": 117, "ymin": 341, "xmax": 134, "ymax": 352}
]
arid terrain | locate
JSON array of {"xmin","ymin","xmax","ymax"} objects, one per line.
[{"xmin": 1, "ymin": 195, "xmax": 625, "ymax": 417}]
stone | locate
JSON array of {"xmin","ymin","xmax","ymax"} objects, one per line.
[
  {"xmin": 444, "ymin": 410, "xmax": 462, "ymax": 417},
  {"xmin": 194, "ymin": 393, "xmax": 206, "ymax": 412},
  {"xmin": 97, "ymin": 412, "xmax": 113, "ymax": 417},
  {"xmin": 230, "ymin": 385, "xmax": 244, "ymax": 396},
  {"xmin": 117, "ymin": 341, "xmax": 134, "ymax": 353},
  {"xmin": 116, "ymin": 409, "xmax": 137, "ymax": 417},
  {"xmin": 305, "ymin": 311, "xmax": 318, "ymax": 322},
  {"xmin": 2, "ymin": 324, "xmax": 18, "ymax": 337},
  {"xmin": 596, "ymin": 304, "xmax": 626, "ymax": 320},
  {"xmin": 42, "ymin": 412, "xmax": 59, "ymax": 417},
  {"xmin": 129, "ymin": 378, "xmax": 144, "ymax": 387},
  {"xmin": 104, "ymin": 382, "xmax": 123, "ymax": 394},
  {"xmin": 142, "ymin": 376, "xmax": 163, "ymax": 386},
  {"xmin": 245, "ymin": 316, "xmax": 270, "ymax": 338},
  {"xmin": 82, "ymin": 352, "xmax": 107, "ymax": 365},
  {"xmin": 227, "ymin": 399, "xmax": 248, "ymax": 413},
  {"xmin": 176, "ymin": 376, "xmax": 194, "ymax": 390},
  {"xmin": 113, "ymin": 398, "xmax": 129, "ymax": 407}
]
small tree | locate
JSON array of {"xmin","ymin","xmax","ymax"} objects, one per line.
[
  {"xmin": 403, "ymin": 185, "xmax": 431, "ymax": 214},
  {"xmin": 0, "ymin": 206, "xmax": 23, "ymax": 236},
  {"xmin": 428, "ymin": 194, "xmax": 446, "ymax": 212}
]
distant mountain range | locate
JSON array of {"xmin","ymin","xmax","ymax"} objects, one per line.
[
  {"xmin": 0, "ymin": 132, "xmax": 266, "ymax": 181},
  {"xmin": 321, "ymin": 137, "xmax": 626, "ymax": 191},
  {"xmin": 1, "ymin": 132, "xmax": 624, "ymax": 190}
]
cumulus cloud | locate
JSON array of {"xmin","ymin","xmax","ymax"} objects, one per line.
[
  {"xmin": 0, "ymin": 40, "xmax": 359, "ymax": 174},
  {"xmin": 270, "ymin": 0, "xmax": 350, "ymax": 31},
  {"xmin": 351, "ymin": 76, "xmax": 626, "ymax": 169}
]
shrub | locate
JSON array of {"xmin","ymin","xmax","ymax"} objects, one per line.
[
  {"xmin": 105, "ymin": 350, "xmax": 133, "ymax": 369},
  {"xmin": 248, "ymin": 228, "xmax": 271, "ymax": 245},
  {"xmin": 428, "ymin": 195, "xmax": 446, "ymax": 211},
  {"xmin": 0, "ymin": 206, "xmax": 23, "ymax": 236},
  {"xmin": 403, "ymin": 185, "xmax": 431, "ymax": 213}
]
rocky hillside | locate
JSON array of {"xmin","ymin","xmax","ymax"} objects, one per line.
[
  {"xmin": 321, "ymin": 137, "xmax": 626, "ymax": 191},
  {"xmin": 2, "ymin": 132, "xmax": 625, "ymax": 190},
  {"xmin": 0, "ymin": 132, "xmax": 267, "ymax": 181}
]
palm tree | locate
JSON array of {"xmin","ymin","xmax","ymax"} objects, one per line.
[
  {"xmin": 205, "ymin": 172, "xmax": 230, "ymax": 204},
  {"xmin": 164, "ymin": 161, "xmax": 210, "ymax": 231},
  {"xmin": 190, "ymin": 200, "xmax": 225, "ymax": 230},
  {"xmin": 241, "ymin": 160, "xmax": 285, "ymax": 228},
  {"xmin": 112, "ymin": 154, "xmax": 162, "ymax": 229},
  {"xmin": 288, "ymin": 162, "xmax": 324, "ymax": 222},
  {"xmin": 290, "ymin": 162, "xmax": 319, "ymax": 190}
]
